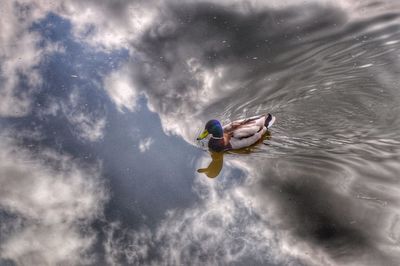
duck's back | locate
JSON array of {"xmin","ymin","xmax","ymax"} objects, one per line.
[
  {"xmin": 231, "ymin": 125, "xmax": 261, "ymax": 138},
  {"xmin": 229, "ymin": 126, "xmax": 267, "ymax": 149},
  {"xmin": 223, "ymin": 114, "xmax": 275, "ymax": 150}
]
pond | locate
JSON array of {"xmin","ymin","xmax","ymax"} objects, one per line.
[{"xmin": 1, "ymin": 1, "xmax": 400, "ymax": 265}]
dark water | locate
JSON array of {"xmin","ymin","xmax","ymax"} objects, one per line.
[{"xmin": 1, "ymin": 1, "xmax": 400, "ymax": 266}]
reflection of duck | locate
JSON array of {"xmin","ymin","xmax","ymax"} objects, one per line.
[
  {"xmin": 197, "ymin": 114, "xmax": 276, "ymax": 152},
  {"xmin": 197, "ymin": 152, "xmax": 223, "ymax": 178}
]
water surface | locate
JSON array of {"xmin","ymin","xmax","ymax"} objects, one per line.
[{"xmin": 1, "ymin": 0, "xmax": 400, "ymax": 265}]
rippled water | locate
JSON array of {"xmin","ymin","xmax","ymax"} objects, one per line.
[
  {"xmin": 2, "ymin": 1, "xmax": 400, "ymax": 265},
  {"xmin": 184, "ymin": 2, "xmax": 400, "ymax": 265}
]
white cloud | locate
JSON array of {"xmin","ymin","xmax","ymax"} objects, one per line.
[
  {"xmin": 0, "ymin": 1, "xmax": 63, "ymax": 118},
  {"xmin": 0, "ymin": 133, "xmax": 108, "ymax": 265},
  {"xmin": 67, "ymin": 112, "xmax": 107, "ymax": 142},
  {"xmin": 138, "ymin": 138, "xmax": 154, "ymax": 153},
  {"xmin": 58, "ymin": 0, "xmax": 159, "ymax": 51},
  {"xmin": 104, "ymin": 67, "xmax": 138, "ymax": 112},
  {"xmin": 62, "ymin": 90, "xmax": 107, "ymax": 142},
  {"xmin": 37, "ymin": 100, "xmax": 61, "ymax": 117},
  {"xmin": 103, "ymin": 222, "xmax": 152, "ymax": 266}
]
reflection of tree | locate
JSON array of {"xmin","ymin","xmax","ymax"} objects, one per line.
[{"xmin": 197, "ymin": 131, "xmax": 272, "ymax": 178}]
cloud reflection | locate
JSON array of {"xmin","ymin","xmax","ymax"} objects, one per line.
[
  {"xmin": 0, "ymin": 132, "xmax": 107, "ymax": 265},
  {"xmin": 2, "ymin": 0, "xmax": 400, "ymax": 265},
  {"xmin": 0, "ymin": 2, "xmax": 62, "ymax": 117},
  {"xmin": 99, "ymin": 1, "xmax": 400, "ymax": 265},
  {"xmin": 62, "ymin": 89, "xmax": 107, "ymax": 142}
]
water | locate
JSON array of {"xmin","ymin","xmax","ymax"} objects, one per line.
[
  {"xmin": 1, "ymin": 1, "xmax": 400, "ymax": 265},
  {"xmin": 195, "ymin": 4, "xmax": 400, "ymax": 265},
  {"xmin": 129, "ymin": 2, "xmax": 400, "ymax": 265}
]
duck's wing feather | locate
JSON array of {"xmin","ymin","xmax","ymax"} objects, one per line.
[
  {"xmin": 223, "ymin": 115, "xmax": 266, "ymax": 135},
  {"xmin": 231, "ymin": 125, "xmax": 262, "ymax": 138},
  {"xmin": 230, "ymin": 126, "xmax": 267, "ymax": 149}
]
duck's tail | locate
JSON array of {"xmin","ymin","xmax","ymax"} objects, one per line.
[{"xmin": 265, "ymin": 113, "xmax": 276, "ymax": 128}]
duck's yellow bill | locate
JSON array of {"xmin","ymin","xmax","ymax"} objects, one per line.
[{"xmin": 197, "ymin": 130, "xmax": 209, "ymax": 140}]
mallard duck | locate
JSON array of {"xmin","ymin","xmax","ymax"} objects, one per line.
[{"xmin": 197, "ymin": 114, "xmax": 276, "ymax": 152}]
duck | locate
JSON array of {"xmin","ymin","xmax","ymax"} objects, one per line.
[{"xmin": 197, "ymin": 113, "xmax": 276, "ymax": 152}]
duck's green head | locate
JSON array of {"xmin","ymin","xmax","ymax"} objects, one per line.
[{"xmin": 197, "ymin": 119, "xmax": 223, "ymax": 140}]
